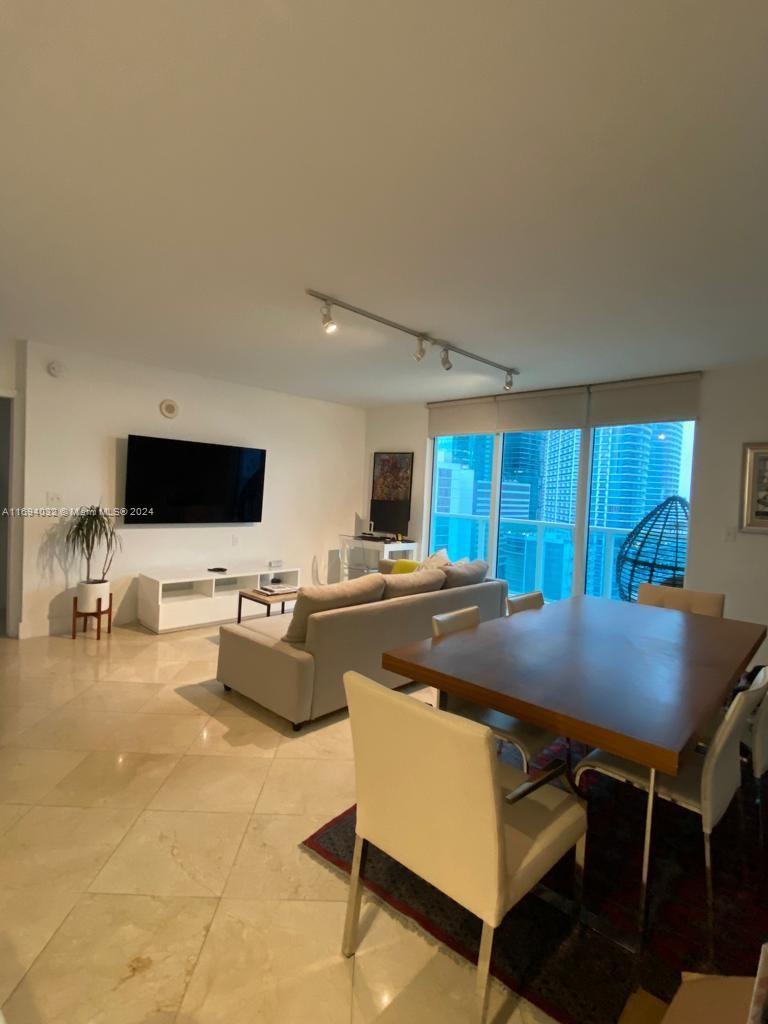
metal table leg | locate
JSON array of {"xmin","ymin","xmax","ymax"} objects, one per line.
[{"xmin": 638, "ymin": 767, "xmax": 656, "ymax": 932}]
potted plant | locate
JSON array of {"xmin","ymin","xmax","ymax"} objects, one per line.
[{"xmin": 65, "ymin": 505, "xmax": 122, "ymax": 614}]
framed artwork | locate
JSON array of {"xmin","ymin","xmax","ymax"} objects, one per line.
[
  {"xmin": 371, "ymin": 452, "xmax": 414, "ymax": 503},
  {"xmin": 741, "ymin": 442, "xmax": 768, "ymax": 533},
  {"xmin": 370, "ymin": 452, "xmax": 414, "ymax": 535}
]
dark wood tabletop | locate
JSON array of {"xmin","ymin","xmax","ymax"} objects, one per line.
[{"xmin": 382, "ymin": 595, "xmax": 766, "ymax": 774}]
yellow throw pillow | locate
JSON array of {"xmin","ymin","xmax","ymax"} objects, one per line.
[{"xmin": 392, "ymin": 559, "xmax": 421, "ymax": 574}]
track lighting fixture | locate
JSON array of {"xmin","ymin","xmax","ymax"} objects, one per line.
[
  {"xmin": 306, "ymin": 289, "xmax": 519, "ymax": 390},
  {"xmin": 321, "ymin": 302, "xmax": 337, "ymax": 335}
]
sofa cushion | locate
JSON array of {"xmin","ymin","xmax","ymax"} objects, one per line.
[
  {"xmin": 382, "ymin": 568, "xmax": 446, "ymax": 599},
  {"xmin": 441, "ymin": 559, "xmax": 489, "ymax": 589},
  {"xmin": 283, "ymin": 573, "xmax": 386, "ymax": 643}
]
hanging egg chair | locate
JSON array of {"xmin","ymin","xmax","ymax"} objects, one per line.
[{"xmin": 615, "ymin": 495, "xmax": 690, "ymax": 602}]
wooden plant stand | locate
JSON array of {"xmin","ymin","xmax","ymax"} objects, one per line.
[{"xmin": 72, "ymin": 593, "xmax": 113, "ymax": 640}]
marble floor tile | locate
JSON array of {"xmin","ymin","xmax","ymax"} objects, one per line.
[
  {"xmin": 64, "ymin": 682, "xmax": 164, "ymax": 713},
  {"xmin": 41, "ymin": 752, "xmax": 180, "ymax": 808},
  {"xmin": 0, "ymin": 887, "xmax": 80, "ymax": 1004},
  {"xmin": 0, "ymin": 705, "xmax": 53, "ymax": 745},
  {"xmin": 0, "ymin": 748, "xmax": 88, "ymax": 804},
  {"xmin": 350, "ymin": 896, "xmax": 532, "ymax": 1024},
  {"xmin": 176, "ymin": 899, "xmax": 353, "ymax": 1024},
  {"xmin": 137, "ymin": 682, "xmax": 223, "ymax": 716},
  {"xmin": 255, "ymin": 758, "xmax": 356, "ymax": 816},
  {"xmin": 186, "ymin": 712, "xmax": 284, "ymax": 758},
  {"xmin": 0, "ymin": 675, "xmax": 95, "ymax": 709},
  {"xmin": 275, "ymin": 714, "xmax": 354, "ymax": 760},
  {"xmin": 104, "ymin": 713, "xmax": 207, "ymax": 754},
  {"xmin": 90, "ymin": 809, "xmax": 249, "ymax": 897},
  {"xmin": 224, "ymin": 814, "xmax": 349, "ymax": 901},
  {"xmin": 1, "ymin": 893, "xmax": 216, "ymax": 1024},
  {"xmin": 10, "ymin": 708, "xmax": 126, "ymax": 750},
  {"xmin": 0, "ymin": 805, "xmax": 137, "ymax": 890},
  {"xmin": 148, "ymin": 755, "xmax": 269, "ymax": 813},
  {"xmin": 0, "ymin": 805, "xmax": 29, "ymax": 837}
]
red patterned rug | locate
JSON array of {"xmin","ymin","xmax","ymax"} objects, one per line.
[{"xmin": 302, "ymin": 746, "xmax": 767, "ymax": 1024}]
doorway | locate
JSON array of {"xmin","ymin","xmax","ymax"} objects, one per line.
[{"xmin": 0, "ymin": 397, "xmax": 11, "ymax": 635}]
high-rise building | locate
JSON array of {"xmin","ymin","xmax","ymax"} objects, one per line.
[{"xmin": 431, "ymin": 422, "xmax": 690, "ymax": 601}]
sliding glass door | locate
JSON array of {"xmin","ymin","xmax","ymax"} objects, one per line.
[
  {"xmin": 429, "ymin": 434, "xmax": 495, "ymax": 562},
  {"xmin": 585, "ymin": 421, "xmax": 695, "ymax": 600},
  {"xmin": 428, "ymin": 419, "xmax": 695, "ymax": 602},
  {"xmin": 496, "ymin": 430, "xmax": 581, "ymax": 600}
]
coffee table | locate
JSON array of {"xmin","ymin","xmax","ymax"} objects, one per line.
[{"xmin": 237, "ymin": 588, "xmax": 298, "ymax": 622}]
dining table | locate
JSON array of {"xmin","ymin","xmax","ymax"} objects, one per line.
[{"xmin": 382, "ymin": 595, "xmax": 766, "ymax": 928}]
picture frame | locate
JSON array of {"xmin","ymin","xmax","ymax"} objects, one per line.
[
  {"xmin": 741, "ymin": 441, "xmax": 768, "ymax": 533},
  {"xmin": 370, "ymin": 452, "xmax": 414, "ymax": 536}
]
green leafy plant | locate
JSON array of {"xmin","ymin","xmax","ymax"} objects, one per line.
[{"xmin": 65, "ymin": 506, "xmax": 122, "ymax": 582}]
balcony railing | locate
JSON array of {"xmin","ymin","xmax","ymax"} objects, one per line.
[{"xmin": 432, "ymin": 512, "xmax": 644, "ymax": 601}]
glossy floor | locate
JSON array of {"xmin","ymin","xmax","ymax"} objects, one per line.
[{"xmin": 0, "ymin": 621, "xmax": 555, "ymax": 1023}]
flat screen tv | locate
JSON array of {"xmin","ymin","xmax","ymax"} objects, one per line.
[{"xmin": 124, "ymin": 434, "xmax": 266, "ymax": 524}]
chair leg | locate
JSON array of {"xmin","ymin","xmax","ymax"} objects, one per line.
[
  {"xmin": 703, "ymin": 831, "xmax": 713, "ymax": 910},
  {"xmin": 704, "ymin": 830, "xmax": 715, "ymax": 966},
  {"xmin": 476, "ymin": 921, "xmax": 495, "ymax": 1023},
  {"xmin": 573, "ymin": 834, "xmax": 586, "ymax": 912},
  {"xmin": 342, "ymin": 834, "xmax": 368, "ymax": 957}
]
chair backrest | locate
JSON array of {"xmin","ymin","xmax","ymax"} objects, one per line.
[
  {"xmin": 637, "ymin": 583, "xmax": 724, "ymax": 618},
  {"xmin": 702, "ymin": 672, "xmax": 768, "ymax": 832},
  {"xmin": 507, "ymin": 591, "xmax": 544, "ymax": 615},
  {"xmin": 432, "ymin": 605, "xmax": 480, "ymax": 638},
  {"xmin": 748, "ymin": 667, "xmax": 768, "ymax": 781},
  {"xmin": 748, "ymin": 942, "xmax": 768, "ymax": 1023},
  {"xmin": 344, "ymin": 670, "xmax": 506, "ymax": 925}
]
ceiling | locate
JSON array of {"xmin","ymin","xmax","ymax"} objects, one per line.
[{"xmin": 1, "ymin": 1, "xmax": 767, "ymax": 406}]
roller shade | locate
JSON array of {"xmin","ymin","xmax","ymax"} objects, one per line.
[
  {"xmin": 495, "ymin": 387, "xmax": 588, "ymax": 432},
  {"xmin": 427, "ymin": 397, "xmax": 496, "ymax": 438},
  {"xmin": 588, "ymin": 373, "xmax": 700, "ymax": 427},
  {"xmin": 427, "ymin": 373, "xmax": 700, "ymax": 437}
]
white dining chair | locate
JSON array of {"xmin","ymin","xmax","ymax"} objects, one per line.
[
  {"xmin": 743, "ymin": 668, "xmax": 768, "ymax": 797},
  {"xmin": 431, "ymin": 607, "xmax": 559, "ymax": 772},
  {"xmin": 637, "ymin": 583, "xmax": 725, "ymax": 618},
  {"xmin": 342, "ymin": 670, "xmax": 587, "ymax": 1022},
  {"xmin": 575, "ymin": 672, "xmax": 768, "ymax": 907},
  {"xmin": 506, "ymin": 591, "xmax": 544, "ymax": 615}
]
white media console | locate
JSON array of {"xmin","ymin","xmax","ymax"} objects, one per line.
[{"xmin": 138, "ymin": 564, "xmax": 301, "ymax": 633}]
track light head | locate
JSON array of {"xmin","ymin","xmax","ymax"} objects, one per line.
[
  {"xmin": 413, "ymin": 336, "xmax": 428, "ymax": 362},
  {"xmin": 503, "ymin": 370, "xmax": 514, "ymax": 391},
  {"xmin": 440, "ymin": 347, "xmax": 453, "ymax": 371},
  {"xmin": 321, "ymin": 302, "xmax": 337, "ymax": 334}
]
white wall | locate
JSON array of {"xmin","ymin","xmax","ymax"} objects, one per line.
[
  {"xmin": 20, "ymin": 342, "xmax": 365, "ymax": 637},
  {"xmin": 686, "ymin": 360, "xmax": 768, "ymax": 660},
  {"xmin": 363, "ymin": 403, "xmax": 430, "ymax": 547}
]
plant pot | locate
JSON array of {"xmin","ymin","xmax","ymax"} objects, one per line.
[{"xmin": 77, "ymin": 580, "xmax": 111, "ymax": 614}]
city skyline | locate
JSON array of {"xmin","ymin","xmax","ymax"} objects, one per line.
[{"xmin": 431, "ymin": 421, "xmax": 694, "ymax": 601}]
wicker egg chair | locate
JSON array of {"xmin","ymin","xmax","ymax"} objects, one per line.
[{"xmin": 615, "ymin": 495, "xmax": 690, "ymax": 602}]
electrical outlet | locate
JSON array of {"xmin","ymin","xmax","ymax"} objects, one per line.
[
  {"xmin": 46, "ymin": 491, "xmax": 62, "ymax": 508},
  {"xmin": 724, "ymin": 526, "xmax": 738, "ymax": 543},
  {"xmin": 232, "ymin": 535, "xmax": 239, "ymax": 547}
]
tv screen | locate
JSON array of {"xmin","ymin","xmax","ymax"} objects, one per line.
[{"xmin": 124, "ymin": 434, "xmax": 266, "ymax": 524}]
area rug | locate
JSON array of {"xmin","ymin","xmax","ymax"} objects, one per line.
[{"xmin": 302, "ymin": 747, "xmax": 767, "ymax": 1024}]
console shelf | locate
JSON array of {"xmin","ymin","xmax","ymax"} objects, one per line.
[{"xmin": 138, "ymin": 564, "xmax": 300, "ymax": 633}]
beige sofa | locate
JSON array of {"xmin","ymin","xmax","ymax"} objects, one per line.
[{"xmin": 216, "ymin": 576, "xmax": 508, "ymax": 729}]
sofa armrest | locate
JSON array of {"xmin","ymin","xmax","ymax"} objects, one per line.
[{"xmin": 216, "ymin": 624, "xmax": 315, "ymax": 726}]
